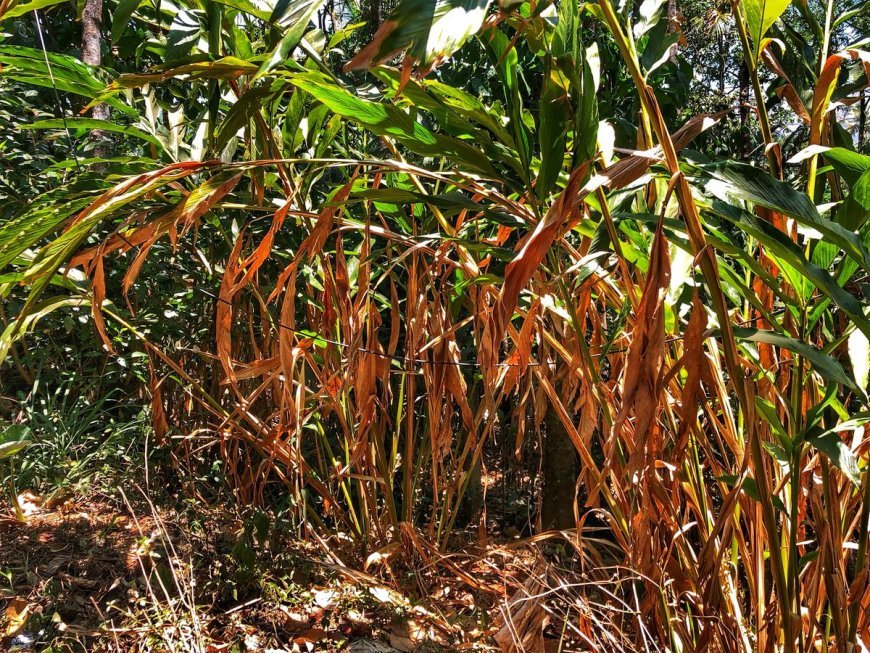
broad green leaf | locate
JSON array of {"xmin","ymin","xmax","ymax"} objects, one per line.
[
  {"xmin": 112, "ymin": 0, "xmax": 142, "ymax": 42},
  {"xmin": 708, "ymin": 200, "xmax": 870, "ymax": 338},
  {"xmin": 838, "ymin": 170, "xmax": 870, "ymax": 231},
  {"xmin": 213, "ymin": 0, "xmax": 271, "ymax": 20},
  {"xmin": 696, "ymin": 160, "xmax": 870, "ymax": 272},
  {"xmin": 537, "ymin": 67, "xmax": 568, "ymax": 201},
  {"xmin": 256, "ymin": 0, "xmax": 325, "ymax": 77},
  {"xmin": 0, "ymin": 0, "xmax": 67, "ymax": 20},
  {"xmin": 0, "ymin": 425, "xmax": 32, "ymax": 460},
  {"xmin": 805, "ymin": 431, "xmax": 861, "ymax": 485},
  {"xmin": 848, "ymin": 327, "xmax": 870, "ymax": 391},
  {"xmin": 733, "ymin": 327, "xmax": 864, "ymax": 395},
  {"xmin": 633, "ymin": 0, "xmax": 667, "ymax": 38},
  {"xmin": 824, "ymin": 147, "xmax": 870, "ymax": 187},
  {"xmin": 214, "ymin": 86, "xmax": 275, "ymax": 152},
  {"xmin": 483, "ymin": 26, "xmax": 532, "ymax": 184},
  {"xmin": 742, "ymin": 0, "xmax": 791, "ymax": 55}
]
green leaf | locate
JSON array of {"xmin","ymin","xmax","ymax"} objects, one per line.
[
  {"xmin": 214, "ymin": 86, "xmax": 275, "ymax": 152},
  {"xmin": 805, "ymin": 431, "xmax": 861, "ymax": 485},
  {"xmin": 290, "ymin": 73, "xmax": 497, "ymax": 176},
  {"xmin": 166, "ymin": 9, "xmax": 205, "ymax": 62},
  {"xmin": 213, "ymin": 0, "xmax": 271, "ymax": 20},
  {"xmin": 0, "ymin": 295, "xmax": 90, "ymax": 365},
  {"xmin": 256, "ymin": 0, "xmax": 325, "ymax": 78},
  {"xmin": 742, "ymin": 0, "xmax": 791, "ymax": 54},
  {"xmin": 0, "ymin": 425, "xmax": 32, "ymax": 461},
  {"xmin": 110, "ymin": 57, "xmax": 259, "ymax": 88},
  {"xmin": 708, "ymin": 200, "xmax": 870, "ymax": 338},
  {"xmin": 733, "ymin": 327, "xmax": 864, "ymax": 395},
  {"xmin": 838, "ymin": 169, "xmax": 870, "ymax": 231},
  {"xmin": 0, "ymin": 0, "xmax": 67, "ymax": 20},
  {"xmin": 19, "ymin": 118, "xmax": 162, "ymax": 149},
  {"xmin": 696, "ymin": 160, "xmax": 870, "ymax": 272},
  {"xmin": 112, "ymin": 0, "xmax": 142, "ymax": 42},
  {"xmin": 537, "ymin": 68, "xmax": 568, "ymax": 201},
  {"xmin": 0, "ymin": 45, "xmax": 137, "ymax": 117},
  {"xmin": 755, "ymin": 397, "xmax": 792, "ymax": 454},
  {"xmin": 0, "ymin": 194, "xmax": 93, "ymax": 272},
  {"xmin": 719, "ymin": 474, "xmax": 787, "ymax": 512},
  {"xmin": 823, "ymin": 147, "xmax": 870, "ymax": 187}
]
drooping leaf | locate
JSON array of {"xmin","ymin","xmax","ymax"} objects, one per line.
[
  {"xmin": 708, "ymin": 200, "xmax": 870, "ymax": 338},
  {"xmin": 0, "ymin": 45, "xmax": 136, "ymax": 117},
  {"xmin": 0, "ymin": 296, "xmax": 89, "ymax": 365},
  {"xmin": 109, "ymin": 57, "xmax": 259, "ymax": 88},
  {"xmin": 289, "ymin": 73, "xmax": 497, "ymax": 176},
  {"xmin": 733, "ymin": 327, "xmax": 864, "ymax": 395},
  {"xmin": 696, "ymin": 160, "xmax": 870, "ymax": 272}
]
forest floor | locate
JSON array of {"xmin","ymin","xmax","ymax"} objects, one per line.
[{"xmin": 0, "ymin": 481, "xmax": 600, "ymax": 652}]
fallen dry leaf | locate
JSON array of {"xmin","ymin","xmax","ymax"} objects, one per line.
[{"xmin": 4, "ymin": 597, "xmax": 31, "ymax": 637}]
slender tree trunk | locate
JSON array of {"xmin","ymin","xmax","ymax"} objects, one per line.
[
  {"xmin": 717, "ymin": 32, "xmax": 725, "ymax": 96},
  {"xmin": 540, "ymin": 404, "xmax": 578, "ymax": 531},
  {"xmin": 666, "ymin": 0, "xmax": 679, "ymax": 64},
  {"xmin": 81, "ymin": 0, "xmax": 108, "ymax": 154}
]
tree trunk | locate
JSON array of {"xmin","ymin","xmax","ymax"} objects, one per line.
[
  {"xmin": 81, "ymin": 0, "xmax": 108, "ymax": 153},
  {"xmin": 666, "ymin": 0, "xmax": 679, "ymax": 64},
  {"xmin": 540, "ymin": 405, "xmax": 578, "ymax": 531}
]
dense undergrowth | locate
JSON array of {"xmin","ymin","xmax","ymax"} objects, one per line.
[{"xmin": 1, "ymin": 0, "xmax": 869, "ymax": 649}]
